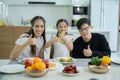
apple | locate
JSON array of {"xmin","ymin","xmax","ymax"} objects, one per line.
[
  {"xmin": 24, "ymin": 59, "xmax": 33, "ymax": 67},
  {"xmin": 42, "ymin": 59, "xmax": 49, "ymax": 68}
]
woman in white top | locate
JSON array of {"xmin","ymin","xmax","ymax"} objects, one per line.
[
  {"xmin": 45, "ymin": 19, "xmax": 73, "ymax": 58},
  {"xmin": 10, "ymin": 16, "xmax": 46, "ymax": 60}
]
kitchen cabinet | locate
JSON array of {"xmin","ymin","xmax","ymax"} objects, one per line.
[
  {"xmin": 4, "ymin": 0, "xmax": 56, "ymax": 5},
  {"xmin": 3, "ymin": 0, "xmax": 71, "ymax": 5},
  {"xmin": 0, "ymin": 27, "xmax": 13, "ymax": 59},
  {"xmin": 90, "ymin": 0, "xmax": 119, "ymax": 51},
  {"xmin": 72, "ymin": 0, "xmax": 90, "ymax": 5},
  {"xmin": 55, "ymin": 0, "xmax": 71, "ymax": 5},
  {"xmin": 3, "ymin": 0, "xmax": 27, "ymax": 5},
  {"xmin": 0, "ymin": 27, "xmax": 30, "ymax": 59}
]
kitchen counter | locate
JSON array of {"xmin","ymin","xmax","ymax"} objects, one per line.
[{"xmin": 0, "ymin": 59, "xmax": 120, "ymax": 80}]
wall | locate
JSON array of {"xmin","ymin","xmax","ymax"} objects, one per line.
[{"xmin": 7, "ymin": 5, "xmax": 72, "ymax": 27}]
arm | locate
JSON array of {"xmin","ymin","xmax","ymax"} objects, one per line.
[
  {"xmin": 60, "ymin": 35, "xmax": 73, "ymax": 51},
  {"xmin": 10, "ymin": 36, "xmax": 37, "ymax": 60},
  {"xmin": 63, "ymin": 38, "xmax": 73, "ymax": 51},
  {"xmin": 45, "ymin": 36, "xmax": 59, "ymax": 48},
  {"xmin": 10, "ymin": 42, "xmax": 30, "ymax": 60},
  {"xmin": 45, "ymin": 38, "xmax": 54, "ymax": 48}
]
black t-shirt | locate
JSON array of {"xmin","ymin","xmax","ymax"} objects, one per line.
[{"xmin": 72, "ymin": 33, "xmax": 111, "ymax": 58}]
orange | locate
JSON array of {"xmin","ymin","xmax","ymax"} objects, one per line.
[
  {"xmin": 35, "ymin": 62, "xmax": 46, "ymax": 70},
  {"xmin": 31, "ymin": 62, "xmax": 46, "ymax": 70},
  {"xmin": 101, "ymin": 56, "xmax": 111, "ymax": 65},
  {"xmin": 31, "ymin": 63, "xmax": 36, "ymax": 69},
  {"xmin": 26, "ymin": 66, "xmax": 33, "ymax": 71},
  {"xmin": 33, "ymin": 57, "xmax": 41, "ymax": 63}
]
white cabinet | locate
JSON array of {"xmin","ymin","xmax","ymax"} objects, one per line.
[
  {"xmin": 72, "ymin": 0, "xmax": 90, "ymax": 5},
  {"xmin": 3, "ymin": 0, "xmax": 56, "ymax": 5},
  {"xmin": 90, "ymin": 0, "xmax": 119, "ymax": 51},
  {"xmin": 3, "ymin": 0, "xmax": 27, "ymax": 5},
  {"xmin": 55, "ymin": 0, "xmax": 71, "ymax": 5},
  {"xmin": 3, "ymin": 0, "xmax": 71, "ymax": 5}
]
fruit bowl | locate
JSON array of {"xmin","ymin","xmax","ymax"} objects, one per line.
[
  {"xmin": 24, "ymin": 57, "xmax": 49, "ymax": 77},
  {"xmin": 88, "ymin": 56, "xmax": 111, "ymax": 74},
  {"xmin": 88, "ymin": 62, "xmax": 111, "ymax": 74},
  {"xmin": 25, "ymin": 69, "xmax": 48, "ymax": 77}
]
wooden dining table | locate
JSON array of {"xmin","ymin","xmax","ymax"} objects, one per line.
[{"xmin": 0, "ymin": 59, "xmax": 120, "ymax": 80}]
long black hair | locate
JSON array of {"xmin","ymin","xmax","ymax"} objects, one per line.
[{"xmin": 26, "ymin": 16, "xmax": 46, "ymax": 58}]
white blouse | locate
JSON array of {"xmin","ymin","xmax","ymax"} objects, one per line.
[
  {"xmin": 15, "ymin": 33, "xmax": 44, "ymax": 60},
  {"xmin": 53, "ymin": 34, "xmax": 73, "ymax": 58}
]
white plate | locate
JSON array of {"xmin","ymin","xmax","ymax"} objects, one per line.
[
  {"xmin": 61, "ymin": 67, "xmax": 83, "ymax": 76},
  {"xmin": 18, "ymin": 57, "xmax": 34, "ymax": 64},
  {"xmin": 49, "ymin": 62, "xmax": 63, "ymax": 70},
  {"xmin": 54, "ymin": 57, "xmax": 76, "ymax": 65},
  {"xmin": 111, "ymin": 58, "xmax": 120, "ymax": 64},
  {"xmin": 0, "ymin": 64, "xmax": 25, "ymax": 73}
]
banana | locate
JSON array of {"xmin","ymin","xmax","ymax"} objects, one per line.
[
  {"xmin": 60, "ymin": 30, "xmax": 66, "ymax": 43},
  {"xmin": 60, "ymin": 30, "xmax": 66, "ymax": 36}
]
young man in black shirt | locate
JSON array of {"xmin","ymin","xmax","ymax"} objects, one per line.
[{"xmin": 72, "ymin": 18, "xmax": 111, "ymax": 58}]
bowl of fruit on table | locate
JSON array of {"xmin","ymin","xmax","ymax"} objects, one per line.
[
  {"xmin": 24, "ymin": 57, "xmax": 49, "ymax": 77},
  {"xmin": 88, "ymin": 56, "xmax": 111, "ymax": 74}
]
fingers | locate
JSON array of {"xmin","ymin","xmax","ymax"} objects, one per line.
[
  {"xmin": 83, "ymin": 48, "xmax": 92, "ymax": 57},
  {"xmin": 28, "ymin": 34, "xmax": 37, "ymax": 45}
]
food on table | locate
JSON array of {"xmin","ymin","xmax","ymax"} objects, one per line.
[
  {"xmin": 63, "ymin": 65, "xmax": 78, "ymax": 74},
  {"xmin": 90, "ymin": 56, "xmax": 111, "ymax": 67},
  {"xmin": 24, "ymin": 57, "xmax": 47, "ymax": 71},
  {"xmin": 91, "ymin": 56, "xmax": 101, "ymax": 66},
  {"xmin": 26, "ymin": 66, "xmax": 33, "ymax": 71},
  {"xmin": 89, "ymin": 56, "xmax": 111, "ymax": 73},
  {"xmin": 24, "ymin": 57, "xmax": 48, "ymax": 77},
  {"xmin": 101, "ymin": 56, "xmax": 111, "ymax": 65},
  {"xmin": 59, "ymin": 57, "xmax": 73, "ymax": 62},
  {"xmin": 24, "ymin": 59, "xmax": 33, "ymax": 67},
  {"xmin": 49, "ymin": 62, "xmax": 56, "ymax": 69},
  {"xmin": 33, "ymin": 62, "xmax": 46, "ymax": 70},
  {"xmin": 42, "ymin": 59, "xmax": 49, "ymax": 68},
  {"xmin": 33, "ymin": 57, "xmax": 41, "ymax": 63}
]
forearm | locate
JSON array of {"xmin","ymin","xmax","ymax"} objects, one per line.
[
  {"xmin": 10, "ymin": 42, "xmax": 29, "ymax": 60},
  {"xmin": 45, "ymin": 39, "xmax": 54, "ymax": 48},
  {"xmin": 64, "ymin": 39, "xmax": 73, "ymax": 51}
]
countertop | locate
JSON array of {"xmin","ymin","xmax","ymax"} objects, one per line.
[{"xmin": 0, "ymin": 58, "xmax": 120, "ymax": 80}]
